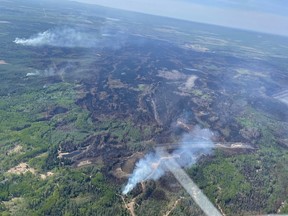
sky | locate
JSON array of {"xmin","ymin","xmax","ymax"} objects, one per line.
[{"xmin": 73, "ymin": 0, "xmax": 288, "ymax": 36}]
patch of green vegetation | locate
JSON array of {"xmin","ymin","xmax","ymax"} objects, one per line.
[
  {"xmin": 0, "ymin": 167, "xmax": 126, "ymax": 215},
  {"xmin": 0, "ymin": 82, "xmax": 82, "ymax": 171},
  {"xmin": 28, "ymin": 153, "xmax": 48, "ymax": 170},
  {"xmin": 169, "ymin": 198, "xmax": 205, "ymax": 216},
  {"xmin": 191, "ymin": 89, "xmax": 203, "ymax": 97},
  {"xmin": 236, "ymin": 106, "xmax": 282, "ymax": 148},
  {"xmin": 188, "ymin": 106, "xmax": 288, "ymax": 215},
  {"xmin": 190, "ymin": 89, "xmax": 211, "ymax": 100},
  {"xmin": 188, "ymin": 158, "xmax": 250, "ymax": 212},
  {"xmin": 136, "ymin": 199, "xmax": 168, "ymax": 216},
  {"xmin": 138, "ymin": 84, "xmax": 148, "ymax": 91},
  {"xmin": 281, "ymin": 203, "xmax": 288, "ymax": 214},
  {"xmin": 94, "ymin": 118, "xmax": 149, "ymax": 151}
]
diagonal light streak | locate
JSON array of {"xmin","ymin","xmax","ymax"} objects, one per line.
[{"xmin": 161, "ymin": 151, "xmax": 222, "ymax": 216}]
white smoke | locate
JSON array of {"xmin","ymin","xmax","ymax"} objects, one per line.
[
  {"xmin": 14, "ymin": 27, "xmax": 126, "ymax": 48},
  {"xmin": 122, "ymin": 152, "xmax": 165, "ymax": 195},
  {"xmin": 26, "ymin": 71, "xmax": 40, "ymax": 77},
  {"xmin": 14, "ymin": 28, "xmax": 98, "ymax": 48},
  {"xmin": 122, "ymin": 126, "xmax": 215, "ymax": 195}
]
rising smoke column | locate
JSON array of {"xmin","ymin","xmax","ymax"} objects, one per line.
[
  {"xmin": 122, "ymin": 152, "xmax": 165, "ymax": 195},
  {"xmin": 122, "ymin": 126, "xmax": 215, "ymax": 195}
]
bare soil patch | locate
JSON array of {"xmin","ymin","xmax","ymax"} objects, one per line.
[{"xmin": 7, "ymin": 163, "xmax": 36, "ymax": 175}]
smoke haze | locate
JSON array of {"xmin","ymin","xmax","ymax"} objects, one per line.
[{"xmin": 122, "ymin": 126, "xmax": 215, "ymax": 195}]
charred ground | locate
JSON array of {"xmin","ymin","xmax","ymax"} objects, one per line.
[{"xmin": 0, "ymin": 0, "xmax": 288, "ymax": 215}]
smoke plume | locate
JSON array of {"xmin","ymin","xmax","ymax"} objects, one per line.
[
  {"xmin": 122, "ymin": 126, "xmax": 215, "ymax": 195},
  {"xmin": 14, "ymin": 27, "xmax": 126, "ymax": 49},
  {"xmin": 14, "ymin": 27, "xmax": 96, "ymax": 47}
]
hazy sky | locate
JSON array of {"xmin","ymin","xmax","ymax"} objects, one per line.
[{"xmin": 74, "ymin": 0, "xmax": 288, "ymax": 36}]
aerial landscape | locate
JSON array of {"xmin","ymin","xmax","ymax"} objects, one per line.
[{"xmin": 0, "ymin": 0, "xmax": 288, "ymax": 215}]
